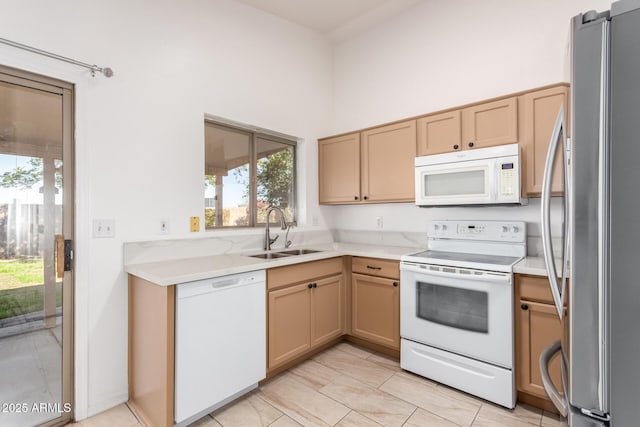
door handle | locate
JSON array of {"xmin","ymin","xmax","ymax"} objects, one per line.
[
  {"xmin": 56, "ymin": 235, "xmax": 65, "ymax": 279},
  {"xmin": 541, "ymin": 106, "xmax": 568, "ymax": 319},
  {"xmin": 539, "ymin": 340, "xmax": 568, "ymax": 416},
  {"xmin": 56, "ymin": 236, "xmax": 73, "ymax": 277}
]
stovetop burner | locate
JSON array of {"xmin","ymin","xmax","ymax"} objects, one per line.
[
  {"xmin": 400, "ymin": 220, "xmax": 527, "ymax": 273},
  {"xmin": 408, "ymin": 250, "xmax": 521, "ymax": 267}
]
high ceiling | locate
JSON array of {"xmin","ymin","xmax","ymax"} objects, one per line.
[{"xmin": 233, "ymin": 0, "xmax": 422, "ymax": 41}]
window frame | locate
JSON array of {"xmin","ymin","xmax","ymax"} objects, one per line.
[{"xmin": 204, "ymin": 119, "xmax": 297, "ymax": 229}]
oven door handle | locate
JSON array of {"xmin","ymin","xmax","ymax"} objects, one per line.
[{"xmin": 400, "ymin": 262, "xmax": 511, "ymax": 284}]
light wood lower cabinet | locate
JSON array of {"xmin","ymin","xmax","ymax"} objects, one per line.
[
  {"xmin": 268, "ymin": 283, "xmax": 312, "ymax": 368},
  {"xmin": 350, "ymin": 257, "xmax": 400, "ymax": 351},
  {"xmin": 310, "ymin": 275, "xmax": 344, "ymax": 346},
  {"xmin": 515, "ymin": 274, "xmax": 565, "ymax": 412},
  {"xmin": 351, "ymin": 273, "xmax": 399, "ymax": 350},
  {"xmin": 267, "ymin": 258, "xmax": 345, "ymax": 371}
]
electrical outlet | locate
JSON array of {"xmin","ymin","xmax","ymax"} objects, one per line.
[
  {"xmin": 159, "ymin": 218, "xmax": 170, "ymax": 235},
  {"xmin": 190, "ymin": 216, "xmax": 200, "ymax": 232},
  {"xmin": 375, "ymin": 216, "xmax": 383, "ymax": 229},
  {"xmin": 93, "ymin": 219, "xmax": 115, "ymax": 238}
]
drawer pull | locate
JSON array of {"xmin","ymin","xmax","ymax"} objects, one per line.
[
  {"xmin": 393, "ymin": 282, "xmax": 398, "ymax": 287},
  {"xmin": 366, "ymin": 265, "xmax": 382, "ymax": 270},
  {"xmin": 521, "ymin": 303, "xmax": 529, "ymax": 311}
]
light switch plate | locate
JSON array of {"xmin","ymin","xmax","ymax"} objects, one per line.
[{"xmin": 93, "ymin": 219, "xmax": 115, "ymax": 238}]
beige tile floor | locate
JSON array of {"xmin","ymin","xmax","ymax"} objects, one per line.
[{"xmin": 78, "ymin": 342, "xmax": 568, "ymax": 427}]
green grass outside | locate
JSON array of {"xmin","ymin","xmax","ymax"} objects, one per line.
[
  {"xmin": 0, "ymin": 258, "xmax": 62, "ymax": 320},
  {"xmin": 0, "ymin": 283, "xmax": 62, "ymax": 320},
  {"xmin": 0, "ymin": 259, "xmax": 45, "ymax": 290}
]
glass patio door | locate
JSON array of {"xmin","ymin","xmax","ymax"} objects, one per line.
[{"xmin": 0, "ymin": 66, "xmax": 74, "ymax": 426}]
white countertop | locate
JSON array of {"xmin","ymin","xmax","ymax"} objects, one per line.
[
  {"xmin": 125, "ymin": 242, "xmax": 419, "ymax": 286},
  {"xmin": 513, "ymin": 256, "xmax": 567, "ymax": 277}
]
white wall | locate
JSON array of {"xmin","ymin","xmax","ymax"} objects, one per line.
[
  {"xmin": 326, "ymin": 0, "xmax": 611, "ymax": 235},
  {"xmin": 2, "ymin": 0, "xmax": 333, "ymax": 418},
  {"xmin": 332, "ymin": 0, "xmax": 612, "ymax": 131}
]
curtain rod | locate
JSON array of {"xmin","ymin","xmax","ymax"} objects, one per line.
[{"xmin": 0, "ymin": 37, "xmax": 113, "ymax": 78}]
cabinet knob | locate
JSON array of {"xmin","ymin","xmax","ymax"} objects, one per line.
[
  {"xmin": 354, "ymin": 196, "xmax": 359, "ymax": 200},
  {"xmin": 468, "ymin": 142, "xmax": 475, "ymax": 148},
  {"xmin": 363, "ymin": 196, "xmax": 369, "ymax": 200},
  {"xmin": 521, "ymin": 303, "xmax": 529, "ymax": 311},
  {"xmin": 308, "ymin": 283, "xmax": 313, "ymax": 289},
  {"xmin": 453, "ymin": 144, "xmax": 459, "ymax": 150},
  {"xmin": 313, "ymin": 283, "xmax": 317, "ymax": 288},
  {"xmin": 393, "ymin": 282, "xmax": 399, "ymax": 287}
]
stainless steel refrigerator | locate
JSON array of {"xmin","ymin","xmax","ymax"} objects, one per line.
[{"xmin": 539, "ymin": 1, "xmax": 640, "ymax": 426}]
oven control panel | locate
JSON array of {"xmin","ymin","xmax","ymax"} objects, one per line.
[{"xmin": 429, "ymin": 220, "xmax": 526, "ymax": 242}]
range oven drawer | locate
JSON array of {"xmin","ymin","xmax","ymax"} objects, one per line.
[{"xmin": 401, "ymin": 339, "xmax": 515, "ymax": 408}]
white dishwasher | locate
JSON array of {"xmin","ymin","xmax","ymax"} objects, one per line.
[{"xmin": 174, "ymin": 270, "xmax": 266, "ymax": 426}]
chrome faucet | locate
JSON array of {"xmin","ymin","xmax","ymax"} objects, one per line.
[{"xmin": 264, "ymin": 205, "xmax": 290, "ymax": 250}]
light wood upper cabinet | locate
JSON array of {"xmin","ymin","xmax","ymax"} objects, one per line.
[
  {"xmin": 361, "ymin": 120, "xmax": 416, "ymax": 202},
  {"xmin": 520, "ymin": 85, "xmax": 569, "ymax": 196},
  {"xmin": 462, "ymin": 97, "xmax": 519, "ymax": 149},
  {"xmin": 319, "ymin": 120, "xmax": 416, "ymax": 205},
  {"xmin": 318, "ymin": 133, "xmax": 361, "ymax": 203},
  {"xmin": 310, "ymin": 275, "xmax": 344, "ymax": 347},
  {"xmin": 417, "ymin": 97, "xmax": 517, "ymax": 155},
  {"xmin": 417, "ymin": 110, "xmax": 461, "ymax": 156}
]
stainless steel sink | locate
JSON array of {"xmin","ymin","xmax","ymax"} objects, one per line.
[
  {"xmin": 249, "ymin": 252, "xmax": 291, "ymax": 259},
  {"xmin": 278, "ymin": 249, "xmax": 322, "ymax": 255},
  {"xmin": 248, "ymin": 249, "xmax": 322, "ymax": 259}
]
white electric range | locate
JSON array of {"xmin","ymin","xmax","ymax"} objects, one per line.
[{"xmin": 400, "ymin": 220, "xmax": 526, "ymax": 408}]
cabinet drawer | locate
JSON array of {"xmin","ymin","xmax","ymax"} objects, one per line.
[
  {"xmin": 517, "ymin": 274, "xmax": 556, "ymax": 304},
  {"xmin": 352, "ymin": 257, "xmax": 399, "ymax": 280},
  {"xmin": 267, "ymin": 257, "xmax": 343, "ymax": 290}
]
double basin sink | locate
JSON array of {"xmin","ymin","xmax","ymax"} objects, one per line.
[{"xmin": 249, "ymin": 249, "xmax": 321, "ymax": 259}]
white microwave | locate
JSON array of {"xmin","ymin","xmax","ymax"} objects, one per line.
[{"xmin": 415, "ymin": 143, "xmax": 526, "ymax": 206}]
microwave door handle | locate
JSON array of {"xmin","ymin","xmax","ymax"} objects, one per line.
[
  {"xmin": 541, "ymin": 107, "xmax": 566, "ymax": 319},
  {"xmin": 539, "ymin": 340, "xmax": 568, "ymax": 416}
]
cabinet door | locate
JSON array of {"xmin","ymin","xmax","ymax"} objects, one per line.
[
  {"xmin": 417, "ymin": 110, "xmax": 462, "ymax": 155},
  {"xmin": 521, "ymin": 85, "xmax": 569, "ymax": 196},
  {"xmin": 318, "ymin": 133, "xmax": 361, "ymax": 204},
  {"xmin": 361, "ymin": 120, "xmax": 416, "ymax": 203},
  {"xmin": 310, "ymin": 275, "xmax": 344, "ymax": 347},
  {"xmin": 462, "ymin": 97, "xmax": 518, "ymax": 149},
  {"xmin": 516, "ymin": 300, "xmax": 563, "ymax": 399},
  {"xmin": 268, "ymin": 283, "xmax": 311, "ymax": 369},
  {"xmin": 351, "ymin": 273, "xmax": 399, "ymax": 350}
]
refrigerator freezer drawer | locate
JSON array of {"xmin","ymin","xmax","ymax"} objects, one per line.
[{"xmin": 401, "ymin": 338, "xmax": 515, "ymax": 408}]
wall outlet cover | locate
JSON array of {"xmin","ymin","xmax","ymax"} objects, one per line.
[
  {"xmin": 190, "ymin": 216, "xmax": 200, "ymax": 232},
  {"xmin": 159, "ymin": 218, "xmax": 170, "ymax": 235}
]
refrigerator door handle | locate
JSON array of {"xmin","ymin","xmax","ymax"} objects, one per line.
[
  {"xmin": 539, "ymin": 340, "xmax": 568, "ymax": 417},
  {"xmin": 541, "ymin": 107, "xmax": 568, "ymax": 319}
]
